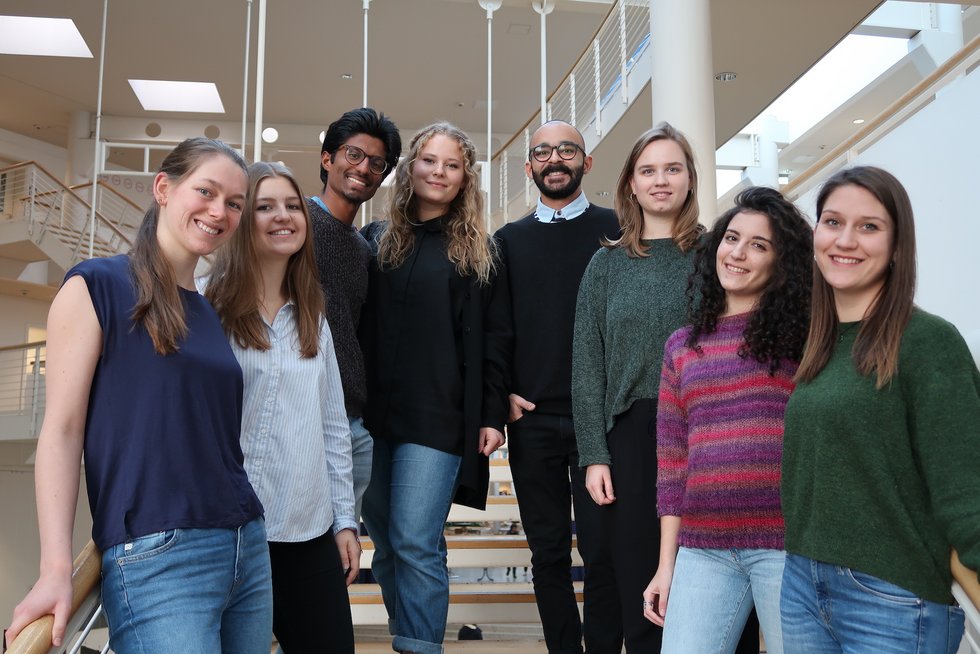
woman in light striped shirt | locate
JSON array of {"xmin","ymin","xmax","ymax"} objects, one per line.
[{"xmin": 206, "ymin": 161, "xmax": 357, "ymax": 653}]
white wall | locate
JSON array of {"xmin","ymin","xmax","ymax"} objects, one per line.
[{"xmin": 796, "ymin": 64, "xmax": 980, "ymax": 341}]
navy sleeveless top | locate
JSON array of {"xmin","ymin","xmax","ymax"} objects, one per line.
[{"xmin": 67, "ymin": 255, "xmax": 263, "ymax": 550}]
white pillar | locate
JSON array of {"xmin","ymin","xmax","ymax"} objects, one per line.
[
  {"xmin": 533, "ymin": 1, "xmax": 555, "ymax": 124},
  {"xmin": 650, "ymin": 0, "xmax": 717, "ymax": 223},
  {"xmin": 66, "ymin": 111, "xmax": 94, "ymax": 185}
]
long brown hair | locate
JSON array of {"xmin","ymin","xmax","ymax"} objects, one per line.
[
  {"xmin": 130, "ymin": 137, "xmax": 247, "ymax": 355},
  {"xmin": 606, "ymin": 122, "xmax": 701, "ymax": 257},
  {"xmin": 206, "ymin": 161, "xmax": 324, "ymax": 358},
  {"xmin": 376, "ymin": 122, "xmax": 496, "ymax": 284},
  {"xmin": 796, "ymin": 166, "xmax": 917, "ymax": 389}
]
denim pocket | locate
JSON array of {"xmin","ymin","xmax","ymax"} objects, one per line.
[
  {"xmin": 115, "ymin": 529, "xmax": 179, "ymax": 565},
  {"xmin": 844, "ymin": 568, "xmax": 921, "ymax": 605}
]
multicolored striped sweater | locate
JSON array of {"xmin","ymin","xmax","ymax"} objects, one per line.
[{"xmin": 656, "ymin": 312, "xmax": 796, "ymax": 550}]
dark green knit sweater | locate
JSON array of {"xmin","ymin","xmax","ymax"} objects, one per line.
[
  {"xmin": 782, "ymin": 309, "xmax": 980, "ymax": 603},
  {"xmin": 571, "ymin": 239, "xmax": 693, "ymax": 466}
]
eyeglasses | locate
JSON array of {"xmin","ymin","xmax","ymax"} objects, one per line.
[
  {"xmin": 340, "ymin": 144, "xmax": 389, "ymax": 175},
  {"xmin": 529, "ymin": 141, "xmax": 585, "ymax": 162}
]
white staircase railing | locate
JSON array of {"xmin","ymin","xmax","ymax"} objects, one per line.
[
  {"xmin": 70, "ymin": 181, "xmax": 144, "ymax": 243},
  {"xmin": 0, "ymin": 161, "xmax": 134, "ymax": 269},
  {"xmin": 0, "ymin": 341, "xmax": 45, "ymax": 441},
  {"xmin": 490, "ymin": 0, "xmax": 651, "ymax": 226}
]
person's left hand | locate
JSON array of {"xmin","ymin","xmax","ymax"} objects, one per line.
[
  {"xmin": 478, "ymin": 427, "xmax": 506, "ymax": 456},
  {"xmin": 335, "ymin": 529, "xmax": 361, "ymax": 586}
]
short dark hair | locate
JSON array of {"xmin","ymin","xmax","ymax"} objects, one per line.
[{"xmin": 319, "ymin": 107, "xmax": 401, "ymax": 185}]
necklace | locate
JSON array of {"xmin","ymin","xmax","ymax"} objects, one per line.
[{"xmin": 838, "ymin": 321, "xmax": 860, "ymax": 343}]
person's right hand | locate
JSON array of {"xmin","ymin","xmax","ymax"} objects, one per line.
[
  {"xmin": 507, "ymin": 393, "xmax": 535, "ymax": 423},
  {"xmin": 6, "ymin": 570, "xmax": 73, "ymax": 648},
  {"xmin": 585, "ymin": 464, "xmax": 616, "ymax": 505},
  {"xmin": 643, "ymin": 565, "xmax": 672, "ymax": 626}
]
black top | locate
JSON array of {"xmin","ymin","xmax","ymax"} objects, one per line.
[
  {"xmin": 307, "ymin": 197, "xmax": 372, "ymax": 417},
  {"xmin": 489, "ymin": 204, "xmax": 620, "ymax": 416},
  {"xmin": 361, "ymin": 219, "xmax": 509, "ymax": 510},
  {"xmin": 363, "ymin": 215, "xmax": 466, "ymax": 454}
]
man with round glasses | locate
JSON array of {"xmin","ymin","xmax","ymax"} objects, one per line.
[
  {"xmin": 308, "ymin": 107, "xmax": 402, "ymax": 526},
  {"xmin": 489, "ymin": 120, "xmax": 623, "ymax": 654}
]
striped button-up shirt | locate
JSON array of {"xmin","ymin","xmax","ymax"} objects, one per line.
[{"xmin": 231, "ymin": 303, "xmax": 356, "ymax": 542}]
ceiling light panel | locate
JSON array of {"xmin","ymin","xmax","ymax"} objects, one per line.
[
  {"xmin": 128, "ymin": 80, "xmax": 225, "ymax": 113},
  {"xmin": 0, "ymin": 16, "xmax": 93, "ymax": 57}
]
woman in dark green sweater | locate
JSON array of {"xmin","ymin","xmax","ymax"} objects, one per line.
[{"xmin": 781, "ymin": 166, "xmax": 980, "ymax": 653}]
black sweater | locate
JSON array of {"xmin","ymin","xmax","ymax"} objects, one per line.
[{"xmin": 489, "ymin": 204, "xmax": 620, "ymax": 417}]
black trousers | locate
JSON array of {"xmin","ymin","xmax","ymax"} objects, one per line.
[
  {"xmin": 267, "ymin": 532, "xmax": 355, "ymax": 654},
  {"xmin": 509, "ymin": 411, "xmax": 623, "ymax": 654},
  {"xmin": 607, "ymin": 399, "xmax": 760, "ymax": 654}
]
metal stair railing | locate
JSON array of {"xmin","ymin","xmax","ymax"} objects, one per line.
[
  {"xmin": 69, "ymin": 180, "xmax": 144, "ymax": 242},
  {"xmin": 490, "ymin": 0, "xmax": 651, "ymax": 226},
  {"xmin": 0, "ymin": 161, "xmax": 134, "ymax": 268},
  {"xmin": 0, "ymin": 341, "xmax": 46, "ymax": 440}
]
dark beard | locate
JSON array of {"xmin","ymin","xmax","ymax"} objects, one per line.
[{"xmin": 533, "ymin": 163, "xmax": 584, "ymax": 200}]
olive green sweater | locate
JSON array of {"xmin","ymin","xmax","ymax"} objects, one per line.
[
  {"xmin": 782, "ymin": 309, "xmax": 980, "ymax": 603},
  {"xmin": 571, "ymin": 239, "xmax": 693, "ymax": 466}
]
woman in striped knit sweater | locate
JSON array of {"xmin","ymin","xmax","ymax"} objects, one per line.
[{"xmin": 642, "ymin": 186, "xmax": 812, "ymax": 654}]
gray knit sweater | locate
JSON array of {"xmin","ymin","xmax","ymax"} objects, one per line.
[{"xmin": 571, "ymin": 239, "xmax": 694, "ymax": 467}]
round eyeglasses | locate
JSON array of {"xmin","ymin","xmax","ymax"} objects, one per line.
[
  {"xmin": 341, "ymin": 144, "xmax": 389, "ymax": 175},
  {"xmin": 529, "ymin": 141, "xmax": 585, "ymax": 163}
]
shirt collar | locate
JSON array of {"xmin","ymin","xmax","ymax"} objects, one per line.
[{"xmin": 534, "ymin": 191, "xmax": 590, "ymax": 223}]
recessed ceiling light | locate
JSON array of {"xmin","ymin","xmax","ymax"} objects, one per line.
[
  {"xmin": 128, "ymin": 80, "xmax": 225, "ymax": 113},
  {"xmin": 341, "ymin": 73, "xmax": 354, "ymax": 80},
  {"xmin": 261, "ymin": 127, "xmax": 279, "ymax": 143},
  {"xmin": 0, "ymin": 16, "xmax": 93, "ymax": 57},
  {"xmin": 714, "ymin": 71, "xmax": 737, "ymax": 82},
  {"xmin": 852, "ymin": 118, "xmax": 865, "ymax": 125}
]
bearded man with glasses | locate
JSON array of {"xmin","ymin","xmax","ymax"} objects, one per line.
[
  {"xmin": 487, "ymin": 120, "xmax": 623, "ymax": 654},
  {"xmin": 308, "ymin": 107, "xmax": 401, "ymax": 529}
]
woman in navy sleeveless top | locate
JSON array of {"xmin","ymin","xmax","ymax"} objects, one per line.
[{"xmin": 5, "ymin": 138, "xmax": 272, "ymax": 653}]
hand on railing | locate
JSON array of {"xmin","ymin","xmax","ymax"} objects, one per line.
[{"xmin": 5, "ymin": 541, "xmax": 100, "ymax": 654}]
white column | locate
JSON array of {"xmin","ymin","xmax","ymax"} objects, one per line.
[
  {"xmin": 252, "ymin": 0, "xmax": 267, "ymax": 163},
  {"xmin": 650, "ymin": 0, "xmax": 717, "ymax": 223},
  {"xmin": 66, "ymin": 111, "xmax": 94, "ymax": 185},
  {"xmin": 532, "ymin": 1, "xmax": 554, "ymax": 124}
]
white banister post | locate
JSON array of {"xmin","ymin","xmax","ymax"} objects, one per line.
[
  {"xmin": 478, "ymin": 0, "xmax": 502, "ymax": 229},
  {"xmin": 241, "ymin": 0, "xmax": 252, "ymax": 157}
]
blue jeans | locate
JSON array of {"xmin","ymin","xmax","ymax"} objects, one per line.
[
  {"xmin": 780, "ymin": 553, "xmax": 965, "ymax": 653},
  {"xmin": 361, "ymin": 440, "xmax": 462, "ymax": 654},
  {"xmin": 662, "ymin": 547, "xmax": 785, "ymax": 654},
  {"xmin": 349, "ymin": 416, "xmax": 374, "ymax": 521},
  {"xmin": 100, "ymin": 518, "xmax": 273, "ymax": 654}
]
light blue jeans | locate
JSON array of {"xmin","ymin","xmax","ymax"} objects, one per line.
[
  {"xmin": 662, "ymin": 547, "xmax": 785, "ymax": 654},
  {"xmin": 100, "ymin": 518, "xmax": 273, "ymax": 653},
  {"xmin": 361, "ymin": 440, "xmax": 462, "ymax": 654},
  {"xmin": 781, "ymin": 553, "xmax": 965, "ymax": 653},
  {"xmin": 349, "ymin": 415, "xmax": 374, "ymax": 522}
]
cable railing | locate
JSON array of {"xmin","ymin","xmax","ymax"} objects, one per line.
[
  {"xmin": 490, "ymin": 0, "xmax": 651, "ymax": 226},
  {"xmin": 0, "ymin": 161, "xmax": 133, "ymax": 270},
  {"xmin": 70, "ymin": 181, "xmax": 144, "ymax": 242},
  {"xmin": 0, "ymin": 341, "xmax": 46, "ymax": 440}
]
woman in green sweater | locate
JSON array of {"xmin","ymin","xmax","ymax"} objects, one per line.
[
  {"xmin": 573, "ymin": 123, "xmax": 738, "ymax": 651},
  {"xmin": 780, "ymin": 165, "xmax": 980, "ymax": 653}
]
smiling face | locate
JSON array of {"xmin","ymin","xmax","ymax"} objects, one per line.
[
  {"xmin": 410, "ymin": 133, "xmax": 466, "ymax": 220},
  {"xmin": 629, "ymin": 139, "xmax": 691, "ymax": 226},
  {"xmin": 322, "ymin": 132, "xmax": 387, "ymax": 207},
  {"xmin": 814, "ymin": 183, "xmax": 894, "ymax": 317},
  {"xmin": 251, "ymin": 175, "xmax": 308, "ymax": 262},
  {"xmin": 154, "ymin": 154, "xmax": 246, "ymax": 260},
  {"xmin": 716, "ymin": 210, "xmax": 776, "ymax": 315},
  {"xmin": 525, "ymin": 121, "xmax": 592, "ymax": 203}
]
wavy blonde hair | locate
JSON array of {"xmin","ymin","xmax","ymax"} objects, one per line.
[{"xmin": 376, "ymin": 122, "xmax": 496, "ymax": 284}]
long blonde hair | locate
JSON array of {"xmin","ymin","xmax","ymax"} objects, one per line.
[
  {"xmin": 206, "ymin": 162, "xmax": 324, "ymax": 358},
  {"xmin": 376, "ymin": 122, "xmax": 496, "ymax": 284},
  {"xmin": 605, "ymin": 122, "xmax": 701, "ymax": 257}
]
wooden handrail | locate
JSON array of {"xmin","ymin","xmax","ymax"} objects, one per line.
[
  {"xmin": 783, "ymin": 32, "xmax": 980, "ymax": 198},
  {"xmin": 953, "ymin": 549, "xmax": 980, "ymax": 611},
  {"xmin": 0, "ymin": 160, "xmax": 133, "ymax": 245},
  {"xmin": 8, "ymin": 540, "xmax": 101, "ymax": 654},
  {"xmin": 70, "ymin": 180, "xmax": 145, "ymax": 214}
]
